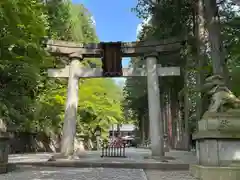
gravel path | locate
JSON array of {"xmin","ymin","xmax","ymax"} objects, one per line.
[
  {"xmin": 3, "ymin": 149, "xmax": 197, "ymax": 180},
  {"xmin": 145, "ymin": 170, "xmax": 197, "ymax": 180},
  {"xmin": 8, "ymin": 148, "xmax": 196, "ymax": 164},
  {"xmin": 0, "ymin": 167, "xmax": 147, "ymax": 180},
  {"xmin": 0, "ymin": 167, "xmax": 198, "ymax": 180}
]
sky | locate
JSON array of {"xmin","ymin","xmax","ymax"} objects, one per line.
[{"xmin": 72, "ymin": 0, "xmax": 143, "ymax": 83}]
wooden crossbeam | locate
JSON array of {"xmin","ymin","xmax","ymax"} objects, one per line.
[
  {"xmin": 44, "ymin": 38, "xmax": 183, "ymax": 58},
  {"xmin": 48, "ymin": 66, "xmax": 180, "ymax": 78}
]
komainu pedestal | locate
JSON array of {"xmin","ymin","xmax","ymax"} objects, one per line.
[
  {"xmin": 190, "ymin": 114, "xmax": 240, "ymax": 180},
  {"xmin": 195, "ymin": 113, "xmax": 240, "ymax": 165},
  {"xmin": 190, "ymin": 75, "xmax": 240, "ymax": 180}
]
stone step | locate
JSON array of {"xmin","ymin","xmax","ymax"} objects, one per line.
[{"xmin": 9, "ymin": 160, "xmax": 190, "ymax": 170}]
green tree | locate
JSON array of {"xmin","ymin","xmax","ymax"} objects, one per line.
[
  {"xmin": 0, "ymin": 0, "xmax": 49, "ymax": 131},
  {"xmin": 78, "ymin": 79, "xmax": 123, "ymax": 138},
  {"xmin": 36, "ymin": 2, "xmax": 125, "ymax": 153},
  {"xmin": 124, "ymin": 0, "xmax": 240, "ymax": 150}
]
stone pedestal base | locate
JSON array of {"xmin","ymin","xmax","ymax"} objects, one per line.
[
  {"xmin": 0, "ymin": 137, "xmax": 9, "ymax": 174},
  {"xmin": 191, "ymin": 114, "xmax": 240, "ymax": 180},
  {"xmin": 194, "ymin": 134, "xmax": 240, "ymax": 166},
  {"xmin": 190, "ymin": 164, "xmax": 240, "ymax": 180},
  {"xmin": 193, "ymin": 118, "xmax": 240, "ymax": 166},
  {"xmin": 164, "ymin": 147, "xmax": 169, "ymax": 152}
]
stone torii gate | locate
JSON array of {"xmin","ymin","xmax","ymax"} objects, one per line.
[{"xmin": 44, "ymin": 38, "xmax": 182, "ymax": 158}]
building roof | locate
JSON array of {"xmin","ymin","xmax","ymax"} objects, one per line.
[{"xmin": 109, "ymin": 124, "xmax": 135, "ymax": 131}]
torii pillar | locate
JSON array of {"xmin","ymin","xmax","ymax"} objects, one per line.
[
  {"xmin": 146, "ymin": 53, "xmax": 164, "ymax": 157},
  {"xmin": 61, "ymin": 59, "xmax": 80, "ymax": 156}
]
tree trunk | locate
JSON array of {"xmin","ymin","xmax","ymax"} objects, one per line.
[
  {"xmin": 141, "ymin": 115, "xmax": 145, "ymax": 144},
  {"xmin": 167, "ymin": 88, "xmax": 173, "ymax": 149},
  {"xmin": 183, "ymin": 66, "xmax": 190, "ymax": 150},
  {"xmin": 170, "ymin": 85, "xmax": 178, "ymax": 149},
  {"xmin": 161, "ymin": 89, "xmax": 169, "ymax": 151},
  {"xmin": 204, "ymin": 0, "xmax": 228, "ymax": 80},
  {"xmin": 175, "ymin": 76, "xmax": 185, "ymax": 150},
  {"xmin": 0, "ymin": 119, "xmax": 6, "ymax": 133},
  {"xmin": 195, "ymin": 0, "xmax": 208, "ymax": 123},
  {"xmin": 144, "ymin": 113, "xmax": 149, "ymax": 141},
  {"xmin": 117, "ymin": 124, "xmax": 120, "ymax": 136},
  {"xmin": 176, "ymin": 98, "xmax": 181, "ymax": 149},
  {"xmin": 160, "ymin": 91, "xmax": 166, "ymax": 133}
]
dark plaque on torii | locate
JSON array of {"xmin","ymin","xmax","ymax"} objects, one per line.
[{"xmin": 100, "ymin": 42, "xmax": 123, "ymax": 77}]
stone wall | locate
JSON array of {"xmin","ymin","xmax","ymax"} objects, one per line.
[
  {"xmin": 8, "ymin": 131, "xmax": 61, "ymax": 154},
  {"xmin": 7, "ymin": 131, "xmax": 96, "ymax": 154}
]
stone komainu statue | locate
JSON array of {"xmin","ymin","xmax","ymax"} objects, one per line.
[{"xmin": 203, "ymin": 75, "xmax": 240, "ymax": 113}]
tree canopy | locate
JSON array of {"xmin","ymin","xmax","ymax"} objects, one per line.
[
  {"xmin": 123, "ymin": 0, "xmax": 240, "ymax": 149},
  {"xmin": 0, "ymin": 0, "xmax": 124, "ymax": 146}
]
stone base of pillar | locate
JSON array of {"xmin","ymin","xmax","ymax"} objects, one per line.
[
  {"xmin": 190, "ymin": 164, "xmax": 240, "ymax": 180},
  {"xmin": 190, "ymin": 115, "xmax": 240, "ymax": 180},
  {"xmin": 75, "ymin": 140, "xmax": 87, "ymax": 157},
  {"xmin": 48, "ymin": 153, "xmax": 81, "ymax": 161},
  {"xmin": 164, "ymin": 141, "xmax": 170, "ymax": 152},
  {"xmin": 0, "ymin": 136, "xmax": 9, "ymax": 174},
  {"xmin": 48, "ymin": 139, "xmax": 87, "ymax": 161}
]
